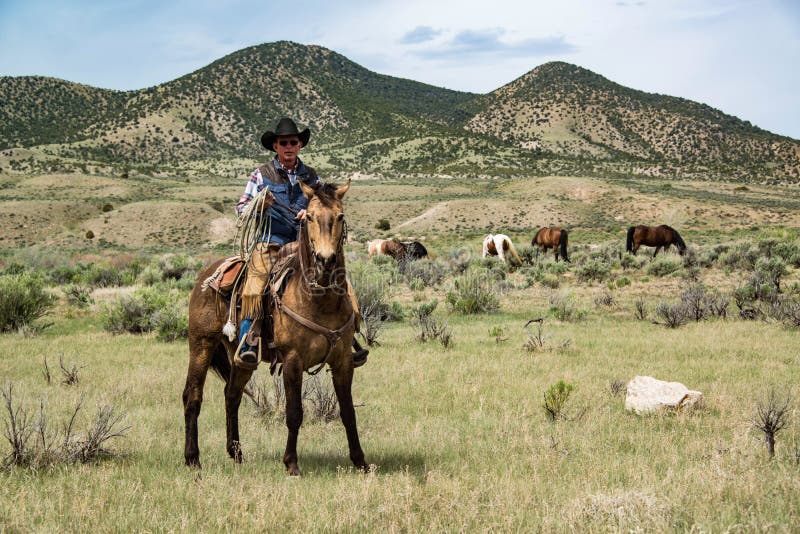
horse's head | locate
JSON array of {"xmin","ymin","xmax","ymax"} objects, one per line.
[{"xmin": 299, "ymin": 179, "xmax": 350, "ymax": 284}]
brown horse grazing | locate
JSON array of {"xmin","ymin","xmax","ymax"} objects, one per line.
[
  {"xmin": 367, "ymin": 238, "xmax": 406, "ymax": 261},
  {"xmin": 626, "ymin": 224, "xmax": 686, "ymax": 257},
  {"xmin": 532, "ymin": 226, "xmax": 570, "ymax": 262},
  {"xmin": 183, "ymin": 180, "xmax": 367, "ymax": 475}
]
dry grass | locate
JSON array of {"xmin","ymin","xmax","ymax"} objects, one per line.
[
  {"xmin": 1, "ymin": 172, "xmax": 800, "ymax": 529},
  {"xmin": 1, "ymin": 277, "xmax": 799, "ymax": 529}
]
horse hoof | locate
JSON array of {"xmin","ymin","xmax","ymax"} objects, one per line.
[
  {"xmin": 185, "ymin": 457, "xmax": 201, "ymax": 469},
  {"xmin": 286, "ymin": 464, "xmax": 301, "ymax": 477}
]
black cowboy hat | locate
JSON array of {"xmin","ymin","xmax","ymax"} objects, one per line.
[{"xmin": 260, "ymin": 118, "xmax": 311, "ymax": 151}]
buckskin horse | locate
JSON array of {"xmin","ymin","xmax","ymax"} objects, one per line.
[
  {"xmin": 482, "ymin": 234, "xmax": 523, "ymax": 266},
  {"xmin": 183, "ymin": 180, "xmax": 367, "ymax": 475},
  {"xmin": 626, "ymin": 224, "xmax": 686, "ymax": 257},
  {"xmin": 532, "ymin": 226, "xmax": 570, "ymax": 262}
]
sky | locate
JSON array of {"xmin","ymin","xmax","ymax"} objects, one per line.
[{"xmin": 1, "ymin": 0, "xmax": 798, "ymax": 139}]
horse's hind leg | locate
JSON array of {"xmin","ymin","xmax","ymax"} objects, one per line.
[
  {"xmin": 225, "ymin": 362, "xmax": 254, "ymax": 463},
  {"xmin": 282, "ymin": 356, "xmax": 304, "ymax": 476},
  {"xmin": 331, "ymin": 363, "xmax": 367, "ymax": 472},
  {"xmin": 183, "ymin": 338, "xmax": 216, "ymax": 467},
  {"xmin": 653, "ymin": 246, "xmax": 661, "ymax": 258}
]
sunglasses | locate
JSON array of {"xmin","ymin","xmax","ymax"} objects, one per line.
[{"xmin": 278, "ymin": 139, "xmax": 300, "ymax": 147}]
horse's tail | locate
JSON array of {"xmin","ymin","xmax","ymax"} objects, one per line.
[
  {"xmin": 559, "ymin": 230, "xmax": 570, "ymax": 262},
  {"xmin": 507, "ymin": 239, "xmax": 523, "ymax": 266},
  {"xmin": 209, "ymin": 342, "xmax": 232, "ymax": 384},
  {"xmin": 626, "ymin": 226, "xmax": 635, "ymax": 253},
  {"xmin": 531, "ymin": 228, "xmax": 541, "ymax": 247},
  {"xmin": 671, "ymin": 227, "xmax": 687, "ymax": 254}
]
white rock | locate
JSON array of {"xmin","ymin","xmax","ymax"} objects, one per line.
[{"xmin": 624, "ymin": 376, "xmax": 704, "ymax": 414}]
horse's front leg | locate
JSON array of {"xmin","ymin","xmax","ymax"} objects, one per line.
[
  {"xmin": 331, "ymin": 359, "xmax": 367, "ymax": 472},
  {"xmin": 653, "ymin": 246, "xmax": 661, "ymax": 258},
  {"xmin": 282, "ymin": 355, "xmax": 304, "ymax": 476},
  {"xmin": 225, "ymin": 364, "xmax": 254, "ymax": 463},
  {"xmin": 183, "ymin": 339, "xmax": 214, "ymax": 468}
]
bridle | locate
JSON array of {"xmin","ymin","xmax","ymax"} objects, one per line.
[
  {"xmin": 271, "ymin": 195, "xmax": 354, "ymax": 375},
  {"xmin": 297, "ymin": 215, "xmax": 348, "ymax": 294}
]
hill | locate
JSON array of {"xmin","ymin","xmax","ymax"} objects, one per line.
[
  {"xmin": 0, "ymin": 42, "xmax": 798, "ymax": 182},
  {"xmin": 466, "ymin": 62, "xmax": 800, "ymax": 180}
]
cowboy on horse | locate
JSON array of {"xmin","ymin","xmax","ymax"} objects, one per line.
[{"xmin": 233, "ymin": 118, "xmax": 368, "ymax": 369}]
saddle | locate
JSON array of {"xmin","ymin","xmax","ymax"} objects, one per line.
[
  {"xmin": 202, "ymin": 248, "xmax": 299, "ymax": 375},
  {"xmin": 201, "ymin": 256, "xmax": 245, "ymax": 294}
]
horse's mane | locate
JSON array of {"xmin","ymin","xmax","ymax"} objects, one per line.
[{"xmin": 309, "ymin": 182, "xmax": 342, "ymax": 207}]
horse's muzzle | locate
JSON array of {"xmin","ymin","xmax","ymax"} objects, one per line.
[{"xmin": 315, "ymin": 252, "xmax": 337, "ymax": 272}]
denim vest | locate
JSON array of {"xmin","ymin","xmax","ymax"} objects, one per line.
[{"xmin": 258, "ymin": 158, "xmax": 320, "ymax": 245}]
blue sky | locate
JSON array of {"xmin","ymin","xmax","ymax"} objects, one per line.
[{"xmin": 1, "ymin": 0, "xmax": 798, "ymax": 139}]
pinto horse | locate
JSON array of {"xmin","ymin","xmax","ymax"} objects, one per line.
[
  {"xmin": 532, "ymin": 226, "xmax": 570, "ymax": 262},
  {"xmin": 183, "ymin": 180, "xmax": 367, "ymax": 475},
  {"xmin": 367, "ymin": 238, "xmax": 406, "ymax": 261},
  {"xmin": 626, "ymin": 224, "xmax": 686, "ymax": 257},
  {"xmin": 482, "ymin": 234, "xmax": 523, "ymax": 266}
]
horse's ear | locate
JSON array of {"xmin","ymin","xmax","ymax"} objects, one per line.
[
  {"xmin": 299, "ymin": 180, "xmax": 317, "ymax": 200},
  {"xmin": 334, "ymin": 179, "xmax": 351, "ymax": 200}
]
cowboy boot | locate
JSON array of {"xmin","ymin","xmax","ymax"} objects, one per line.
[
  {"xmin": 352, "ymin": 338, "xmax": 368, "ymax": 368},
  {"xmin": 234, "ymin": 319, "xmax": 260, "ymax": 369}
]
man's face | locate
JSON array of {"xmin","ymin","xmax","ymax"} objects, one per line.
[{"xmin": 273, "ymin": 135, "xmax": 302, "ymax": 165}]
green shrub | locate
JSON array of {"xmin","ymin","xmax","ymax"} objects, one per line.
[
  {"xmin": 375, "ymin": 219, "xmax": 390, "ymax": 231},
  {"xmin": 0, "ymin": 273, "xmax": 56, "ymax": 332},
  {"xmin": 446, "ymin": 269, "xmax": 500, "ymax": 314},
  {"xmin": 771, "ymin": 242, "xmax": 800, "ymax": 267},
  {"xmin": 518, "ymin": 245, "xmax": 537, "ymax": 265},
  {"xmin": 543, "ymin": 380, "xmax": 575, "ymax": 421},
  {"xmin": 1, "ymin": 262, "xmax": 26, "ymax": 276},
  {"xmin": 615, "ymin": 277, "xmax": 631, "ymax": 288},
  {"xmin": 81, "ymin": 263, "xmax": 125, "ymax": 288},
  {"xmin": 155, "ymin": 306, "xmax": 189, "ymax": 342},
  {"xmin": 385, "ymin": 301, "xmax": 405, "ymax": 322},
  {"xmin": 473, "ymin": 258, "xmax": 507, "ymax": 281},
  {"xmin": 403, "ymin": 258, "xmax": 448, "ymax": 287},
  {"xmin": 349, "ymin": 261, "xmax": 390, "ymax": 345},
  {"xmin": 655, "ymin": 301, "xmax": 688, "ymax": 328},
  {"xmin": 575, "ymin": 259, "xmax": 610, "ymax": 283},
  {"xmin": 63, "ymin": 284, "xmax": 94, "ymax": 309},
  {"xmin": 647, "ymin": 257, "xmax": 681, "ymax": 277},
  {"xmin": 446, "ymin": 247, "xmax": 472, "ymax": 274},
  {"xmin": 540, "ymin": 274, "xmax": 560, "ymax": 289},
  {"xmin": 102, "ymin": 288, "xmax": 184, "ymax": 335},
  {"xmin": 620, "ymin": 254, "xmax": 641, "ymax": 270},
  {"xmin": 156, "ymin": 254, "xmax": 201, "ymax": 281},
  {"xmin": 549, "ymin": 291, "xmax": 586, "ymax": 322},
  {"xmin": 720, "ymin": 243, "xmax": 759, "ymax": 271},
  {"xmin": 546, "ymin": 261, "xmax": 570, "ymax": 275}
]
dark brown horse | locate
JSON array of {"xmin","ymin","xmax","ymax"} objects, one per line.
[
  {"xmin": 183, "ymin": 180, "xmax": 366, "ymax": 475},
  {"xmin": 532, "ymin": 226, "xmax": 570, "ymax": 262},
  {"xmin": 626, "ymin": 224, "xmax": 686, "ymax": 257}
]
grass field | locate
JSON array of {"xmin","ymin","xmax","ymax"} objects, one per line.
[{"xmin": 2, "ymin": 172, "xmax": 800, "ymax": 531}]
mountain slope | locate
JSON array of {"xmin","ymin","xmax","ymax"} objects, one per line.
[
  {"xmin": 0, "ymin": 45, "xmax": 798, "ymax": 181},
  {"xmin": 466, "ymin": 62, "xmax": 799, "ymax": 178}
]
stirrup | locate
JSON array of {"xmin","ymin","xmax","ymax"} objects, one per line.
[
  {"xmin": 352, "ymin": 338, "xmax": 368, "ymax": 368},
  {"xmin": 233, "ymin": 336, "xmax": 260, "ymax": 370}
]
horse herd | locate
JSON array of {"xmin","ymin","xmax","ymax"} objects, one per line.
[{"xmin": 369, "ymin": 224, "xmax": 686, "ymax": 267}]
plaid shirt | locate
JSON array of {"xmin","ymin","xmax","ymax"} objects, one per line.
[
  {"xmin": 235, "ymin": 157, "xmax": 320, "ymax": 245},
  {"xmin": 236, "ymin": 158, "xmax": 306, "ymax": 216}
]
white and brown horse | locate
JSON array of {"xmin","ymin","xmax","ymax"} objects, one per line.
[
  {"xmin": 482, "ymin": 234, "xmax": 523, "ymax": 266},
  {"xmin": 367, "ymin": 238, "xmax": 407, "ymax": 261}
]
